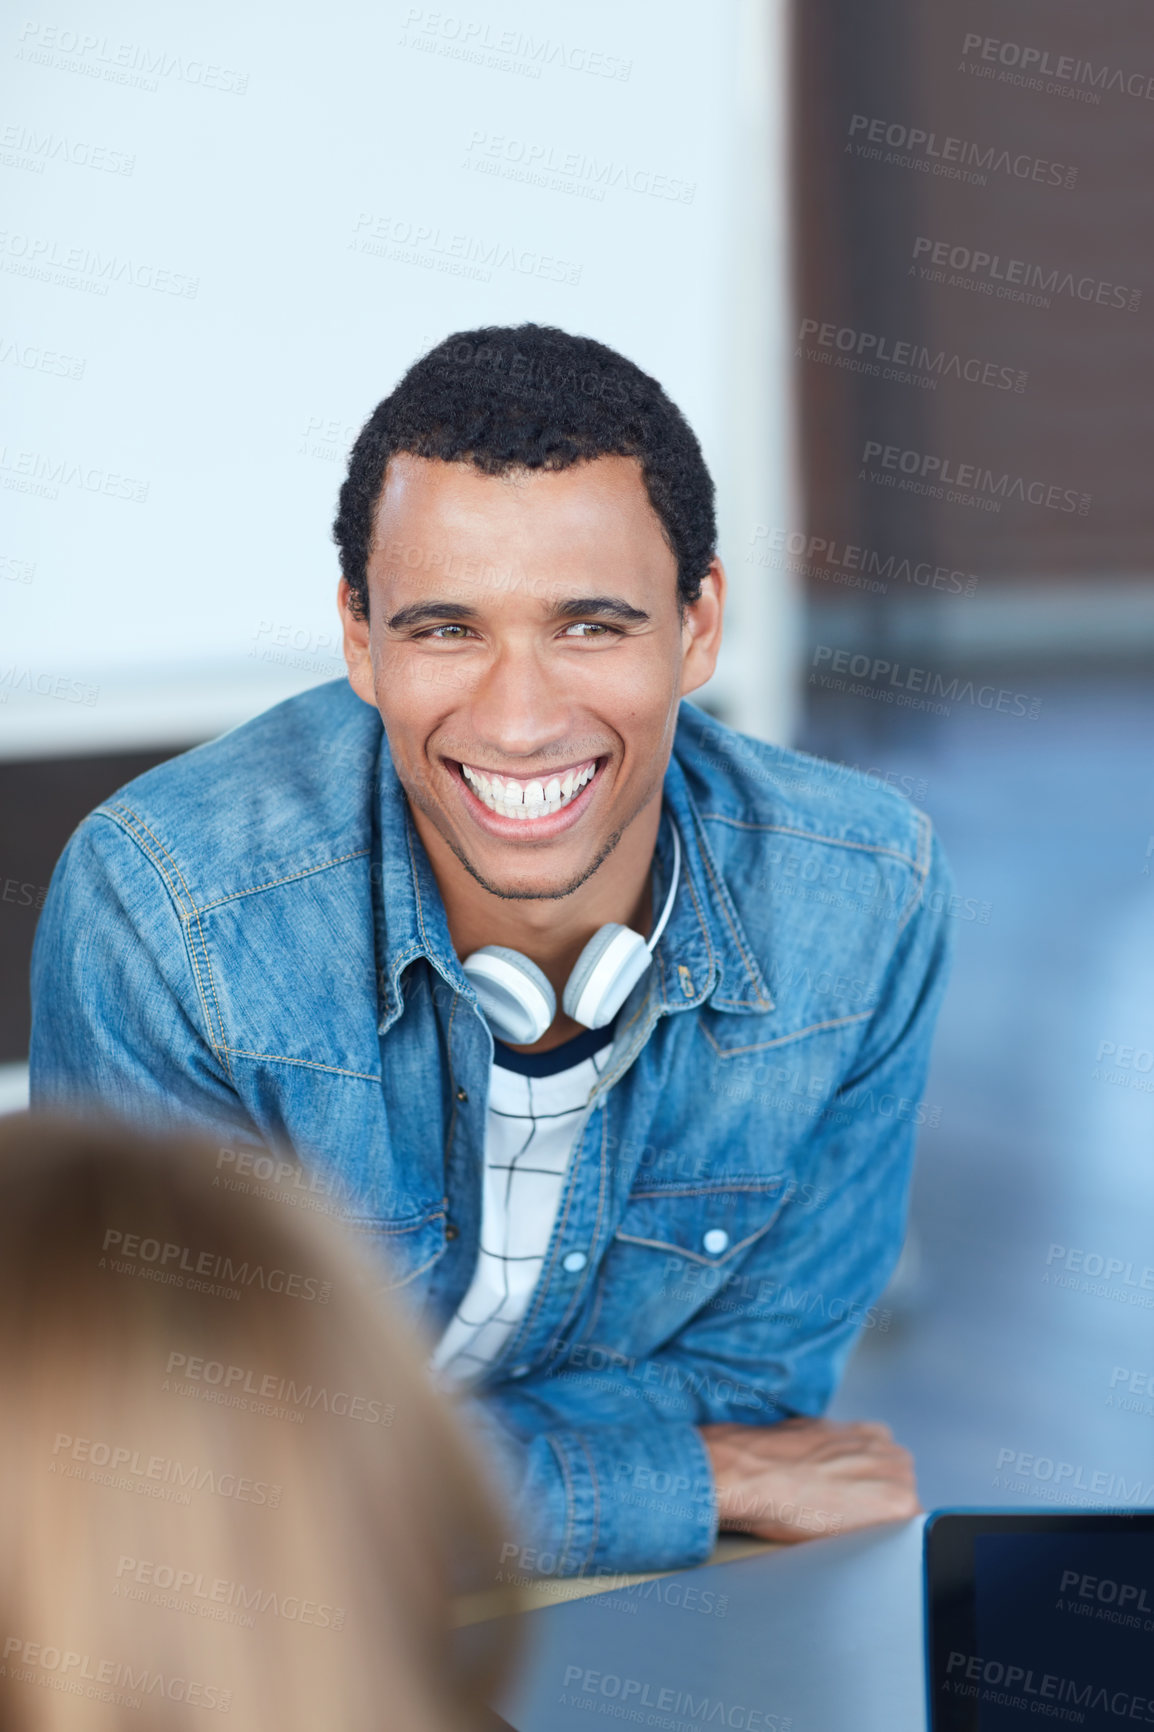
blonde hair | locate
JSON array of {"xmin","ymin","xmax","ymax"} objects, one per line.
[{"xmin": 0, "ymin": 1112, "xmax": 518, "ymax": 1732}]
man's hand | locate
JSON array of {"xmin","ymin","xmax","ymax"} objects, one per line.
[{"xmin": 699, "ymin": 1416, "xmax": 920, "ymax": 1543}]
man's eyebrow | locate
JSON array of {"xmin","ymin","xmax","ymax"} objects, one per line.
[
  {"xmin": 549, "ymin": 595, "xmax": 651, "ymax": 625},
  {"xmin": 383, "ymin": 595, "xmax": 652, "ymax": 630},
  {"xmin": 384, "ymin": 601, "xmax": 483, "ymax": 630}
]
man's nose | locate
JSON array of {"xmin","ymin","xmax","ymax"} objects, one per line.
[{"xmin": 467, "ymin": 641, "xmax": 572, "ymax": 757}]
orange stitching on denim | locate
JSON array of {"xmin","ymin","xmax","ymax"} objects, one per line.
[
  {"xmin": 628, "ymin": 1181, "xmax": 787, "ymax": 1199},
  {"xmin": 405, "ymin": 816, "xmax": 436, "ymax": 952},
  {"xmin": 681, "ymin": 846, "xmax": 717, "ymax": 977},
  {"xmin": 109, "ymin": 819, "xmax": 216, "ymax": 1048},
  {"xmin": 444, "ymin": 992, "xmax": 462, "ymax": 1151},
  {"xmin": 102, "ymin": 806, "xmax": 232, "ymax": 1080},
  {"xmin": 896, "ymin": 811, "xmax": 934, "ymax": 936},
  {"xmin": 348, "ymin": 1208, "xmax": 446, "ymax": 1236},
  {"xmin": 686, "ymin": 807, "xmax": 769, "ymax": 1011},
  {"xmin": 614, "ymin": 1215, "xmax": 775, "ymax": 1265},
  {"xmin": 98, "ymin": 806, "xmax": 189, "ymax": 910},
  {"xmin": 699, "ymin": 1011, "xmax": 872, "ymax": 1058},
  {"xmin": 693, "ymin": 823, "xmax": 773, "ymax": 1011},
  {"xmin": 381, "ymin": 1246, "xmax": 446, "ymax": 1290},
  {"xmin": 195, "ymin": 849, "xmax": 371, "ymax": 912},
  {"xmin": 219, "ymin": 1047, "xmax": 379, "ymax": 1081},
  {"xmin": 115, "ymin": 808, "xmax": 232, "ymax": 1067},
  {"xmin": 700, "ymin": 812, "xmax": 921, "ymax": 870}
]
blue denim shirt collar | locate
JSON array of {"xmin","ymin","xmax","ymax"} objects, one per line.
[{"xmin": 372, "ymin": 713, "xmax": 775, "ymax": 1038}]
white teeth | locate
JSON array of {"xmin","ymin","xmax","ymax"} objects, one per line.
[{"xmin": 460, "ymin": 759, "xmax": 598, "ymax": 821}]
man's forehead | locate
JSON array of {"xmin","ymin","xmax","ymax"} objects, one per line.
[
  {"xmin": 367, "ymin": 452, "xmax": 673, "ymax": 595},
  {"xmin": 372, "ymin": 539, "xmax": 559, "ymax": 611},
  {"xmin": 371, "ymin": 450, "xmax": 654, "ymax": 531}
]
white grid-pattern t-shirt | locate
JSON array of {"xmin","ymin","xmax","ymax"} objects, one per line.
[{"xmin": 430, "ymin": 1023, "xmax": 614, "ymax": 1385}]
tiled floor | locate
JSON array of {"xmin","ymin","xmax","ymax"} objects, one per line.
[{"xmin": 803, "ymin": 672, "xmax": 1154, "ymax": 1511}]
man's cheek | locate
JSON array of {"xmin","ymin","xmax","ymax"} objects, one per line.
[
  {"xmin": 375, "ymin": 647, "xmax": 470, "ymax": 708},
  {"xmin": 413, "ymin": 660, "xmax": 470, "ymax": 692}
]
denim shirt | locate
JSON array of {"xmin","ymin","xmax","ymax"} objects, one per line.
[{"xmin": 30, "ymin": 680, "xmax": 953, "ymax": 1575}]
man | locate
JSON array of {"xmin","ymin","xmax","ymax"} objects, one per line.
[{"xmin": 31, "ymin": 324, "xmax": 952, "ymax": 1576}]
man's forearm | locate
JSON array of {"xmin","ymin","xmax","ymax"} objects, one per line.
[{"xmin": 461, "ymin": 1388, "xmax": 719, "ymax": 1576}]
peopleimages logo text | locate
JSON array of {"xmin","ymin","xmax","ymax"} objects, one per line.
[
  {"xmin": 2, "ymin": 1635, "xmax": 230, "ymax": 1713},
  {"xmin": 101, "ymin": 1229, "xmax": 332, "ymax": 1302},
  {"xmin": 798, "ymin": 317, "xmax": 1025, "ymax": 392},
  {"xmin": 945, "ymin": 1650, "xmax": 1154, "ymax": 1720},
  {"xmin": 811, "ymin": 647, "xmax": 1042, "ymax": 720},
  {"xmin": 847, "ymin": 113, "xmax": 1077, "ymax": 187},
  {"xmin": 165, "ymin": 1351, "xmax": 392, "ymax": 1423},
  {"xmin": 960, "ymin": 33, "xmax": 1154, "ymax": 102},
  {"xmin": 993, "ymin": 1445, "xmax": 1154, "ymax": 1503},
  {"xmin": 912, "ymin": 236, "xmax": 1141, "ymax": 313},
  {"xmin": 16, "ymin": 21, "xmax": 248, "ymax": 93},
  {"xmin": 0, "ymin": 228, "xmax": 198, "ymax": 297},
  {"xmin": 399, "ymin": 8, "xmax": 632, "ymax": 80},
  {"xmin": 861, "ymin": 440, "xmax": 1090, "ymax": 515},
  {"xmin": 748, "ymin": 527, "xmax": 978, "ymax": 598}
]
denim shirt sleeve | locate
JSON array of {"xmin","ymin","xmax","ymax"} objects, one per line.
[
  {"xmin": 29, "ymin": 813, "xmax": 256, "ymax": 1142},
  {"xmin": 451, "ymin": 830, "xmax": 955, "ymax": 1577}
]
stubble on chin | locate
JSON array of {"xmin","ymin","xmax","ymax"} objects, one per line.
[
  {"xmin": 401, "ymin": 767, "xmax": 628, "ymax": 903},
  {"xmin": 447, "ymin": 825, "xmax": 628, "ymax": 902}
]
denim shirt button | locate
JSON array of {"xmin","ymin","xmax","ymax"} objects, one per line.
[
  {"xmin": 511, "ymin": 1364, "xmax": 531, "ymax": 1378},
  {"xmin": 702, "ymin": 1228, "xmax": 729, "ymax": 1255},
  {"xmin": 562, "ymin": 1251, "xmax": 588, "ymax": 1273}
]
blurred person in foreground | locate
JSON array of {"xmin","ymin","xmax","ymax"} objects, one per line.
[
  {"xmin": 0, "ymin": 1111, "xmax": 517, "ymax": 1732},
  {"xmin": 31, "ymin": 323, "xmax": 953, "ymax": 1575}
]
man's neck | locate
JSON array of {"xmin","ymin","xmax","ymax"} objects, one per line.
[{"xmin": 411, "ymin": 800, "xmax": 661, "ymax": 1054}]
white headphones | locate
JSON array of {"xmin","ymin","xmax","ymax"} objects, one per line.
[{"xmin": 462, "ymin": 823, "xmax": 682, "ymax": 1046}]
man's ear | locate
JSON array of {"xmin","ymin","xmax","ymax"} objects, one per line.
[
  {"xmin": 338, "ymin": 578, "xmax": 377, "ymax": 707},
  {"xmin": 679, "ymin": 557, "xmax": 726, "ymax": 697}
]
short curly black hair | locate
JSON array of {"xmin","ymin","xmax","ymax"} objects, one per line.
[{"xmin": 333, "ymin": 323, "xmax": 716, "ymax": 622}]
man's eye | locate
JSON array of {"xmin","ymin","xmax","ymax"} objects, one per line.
[
  {"xmin": 420, "ymin": 624, "xmax": 471, "ymax": 639},
  {"xmin": 562, "ymin": 621, "xmax": 618, "ymax": 638}
]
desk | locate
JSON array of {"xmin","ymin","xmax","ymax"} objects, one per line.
[{"xmin": 495, "ymin": 1518, "xmax": 927, "ymax": 1732}]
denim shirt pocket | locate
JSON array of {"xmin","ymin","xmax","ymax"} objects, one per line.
[
  {"xmin": 346, "ymin": 1198, "xmax": 448, "ymax": 1296},
  {"xmin": 584, "ymin": 1179, "xmax": 791, "ymax": 1353}
]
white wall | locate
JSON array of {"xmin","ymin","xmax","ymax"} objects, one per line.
[{"xmin": 0, "ymin": 0, "xmax": 797, "ymax": 758}]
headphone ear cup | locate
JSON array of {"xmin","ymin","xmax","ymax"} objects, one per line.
[
  {"xmin": 562, "ymin": 924, "xmax": 653, "ymax": 1030},
  {"xmin": 461, "ymin": 946, "xmax": 556, "ymax": 1046}
]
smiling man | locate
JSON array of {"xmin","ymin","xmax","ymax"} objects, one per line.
[{"xmin": 31, "ymin": 324, "xmax": 953, "ymax": 1575}]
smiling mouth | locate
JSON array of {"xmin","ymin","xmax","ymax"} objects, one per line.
[{"xmin": 457, "ymin": 758, "xmax": 600, "ymax": 822}]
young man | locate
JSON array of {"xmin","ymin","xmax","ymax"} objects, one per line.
[{"xmin": 31, "ymin": 325, "xmax": 952, "ymax": 1576}]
